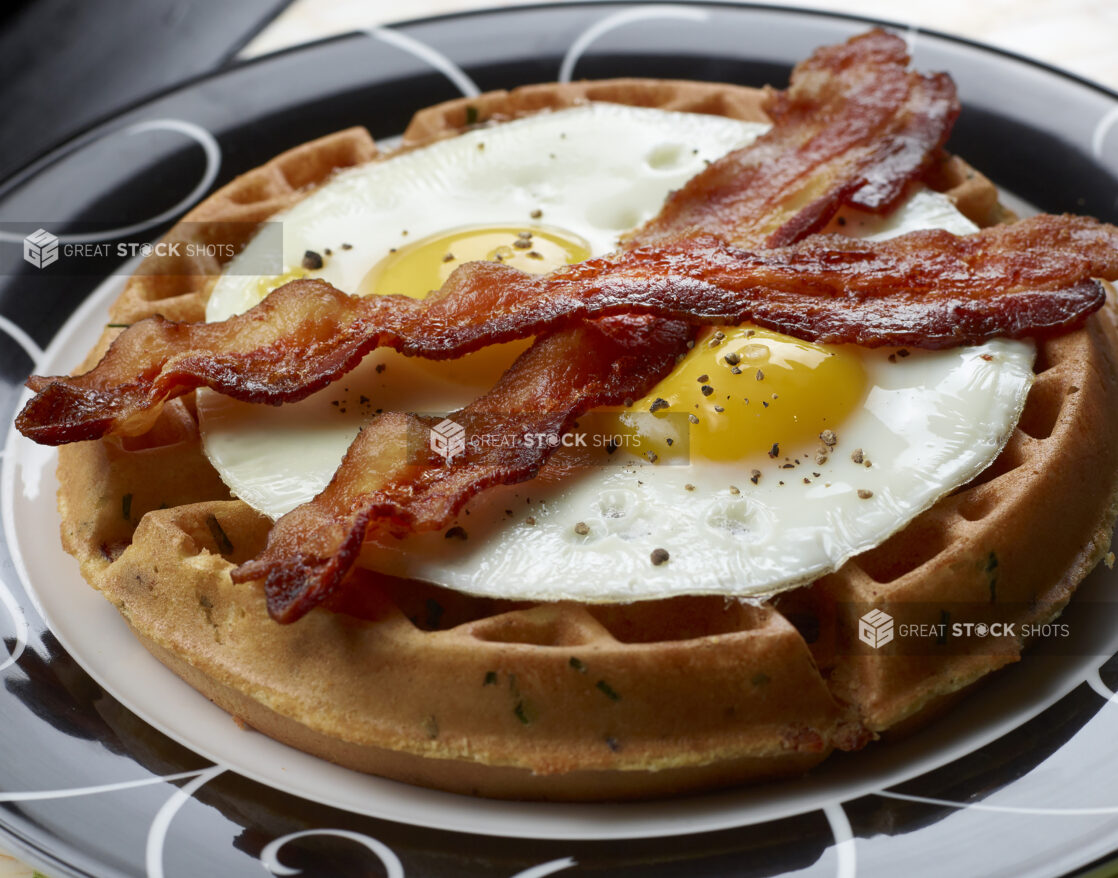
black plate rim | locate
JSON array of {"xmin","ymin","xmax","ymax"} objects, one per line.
[
  {"xmin": 1, "ymin": 4, "xmax": 1117, "ymax": 877},
  {"xmin": 2, "ymin": 0, "xmax": 1116, "ymax": 200}
]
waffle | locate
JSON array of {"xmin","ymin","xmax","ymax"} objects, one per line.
[{"xmin": 53, "ymin": 79, "xmax": 1118, "ymax": 801}]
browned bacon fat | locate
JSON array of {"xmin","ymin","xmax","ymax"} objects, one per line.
[{"xmin": 16, "ymin": 216, "xmax": 1115, "ymax": 445}]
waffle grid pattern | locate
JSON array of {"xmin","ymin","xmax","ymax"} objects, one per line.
[{"xmin": 52, "ymin": 80, "xmax": 1118, "ymax": 799}]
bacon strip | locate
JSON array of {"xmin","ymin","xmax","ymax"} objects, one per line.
[
  {"xmin": 16, "ymin": 215, "xmax": 1116, "ymax": 445},
  {"xmin": 231, "ymin": 30, "xmax": 981, "ymax": 622},
  {"xmin": 17, "ymin": 29, "xmax": 959, "ymax": 446},
  {"xmin": 634, "ymin": 27, "xmax": 959, "ymax": 248},
  {"xmin": 233, "ymin": 316, "xmax": 692, "ymax": 621}
]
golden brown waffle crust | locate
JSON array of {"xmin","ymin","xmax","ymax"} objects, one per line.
[{"xmin": 53, "ymin": 78, "xmax": 1118, "ymax": 801}]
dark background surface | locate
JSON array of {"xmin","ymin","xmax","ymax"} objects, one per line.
[{"xmin": 0, "ymin": 0, "xmax": 289, "ymax": 183}]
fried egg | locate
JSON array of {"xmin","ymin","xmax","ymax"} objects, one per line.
[{"xmin": 198, "ymin": 104, "xmax": 1033, "ymax": 603}]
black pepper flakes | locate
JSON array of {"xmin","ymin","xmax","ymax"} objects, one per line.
[
  {"xmin": 574, "ymin": 521, "xmax": 590, "ymax": 536},
  {"xmin": 206, "ymin": 514, "xmax": 234, "ymax": 555},
  {"xmin": 820, "ymin": 429, "xmax": 837, "ymax": 447},
  {"xmin": 696, "ymin": 373, "xmax": 709, "ymax": 383},
  {"xmin": 514, "ymin": 701, "xmax": 535, "ymax": 724},
  {"xmin": 850, "ymin": 448, "xmax": 864, "ymax": 465},
  {"xmin": 444, "ymin": 526, "xmax": 468, "ymax": 540},
  {"xmin": 768, "ymin": 442, "xmax": 780, "ymax": 459},
  {"xmin": 649, "ymin": 397, "xmax": 670, "ymax": 413},
  {"xmin": 688, "ymin": 413, "xmax": 700, "ymax": 425},
  {"xmin": 301, "ymin": 250, "xmax": 324, "ymax": 270},
  {"xmin": 756, "ymin": 369, "xmax": 765, "ymax": 381},
  {"xmin": 375, "ymin": 363, "xmax": 386, "ymax": 374},
  {"xmin": 750, "ymin": 469, "xmax": 761, "ymax": 484},
  {"xmin": 530, "ymin": 208, "xmax": 543, "ymax": 219},
  {"xmin": 857, "ymin": 489, "xmax": 874, "ymax": 499},
  {"xmin": 650, "ymin": 548, "xmax": 670, "ymax": 566},
  {"xmin": 724, "ymin": 351, "xmax": 741, "ymax": 366},
  {"xmin": 700, "ymin": 384, "xmax": 714, "ymax": 397}
]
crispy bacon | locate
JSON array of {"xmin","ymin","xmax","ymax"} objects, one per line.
[
  {"xmin": 231, "ymin": 30, "xmax": 981, "ymax": 622},
  {"xmin": 17, "ymin": 29, "xmax": 960, "ymax": 446},
  {"xmin": 16, "ymin": 215, "xmax": 1116, "ymax": 445},
  {"xmin": 233, "ymin": 317, "xmax": 692, "ymax": 621},
  {"xmin": 21, "ymin": 30, "xmax": 1063, "ymax": 622},
  {"xmin": 634, "ymin": 27, "xmax": 959, "ymax": 248}
]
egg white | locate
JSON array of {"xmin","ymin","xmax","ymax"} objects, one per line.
[{"xmin": 197, "ymin": 105, "xmax": 1033, "ymax": 603}]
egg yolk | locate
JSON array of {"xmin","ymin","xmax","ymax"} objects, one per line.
[
  {"xmin": 249, "ymin": 266, "xmax": 308, "ymax": 302},
  {"xmin": 360, "ymin": 225, "xmax": 591, "ymax": 299},
  {"xmin": 359, "ymin": 225, "xmax": 592, "ymax": 386},
  {"xmin": 617, "ymin": 326, "xmax": 868, "ymax": 463}
]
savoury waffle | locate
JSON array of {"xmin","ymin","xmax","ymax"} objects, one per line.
[{"xmin": 52, "ymin": 78, "xmax": 1118, "ymax": 800}]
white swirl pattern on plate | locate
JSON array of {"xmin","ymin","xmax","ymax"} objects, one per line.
[
  {"xmin": 367, "ymin": 26, "xmax": 480, "ymax": 98},
  {"xmin": 876, "ymin": 790, "xmax": 1118, "ymax": 816},
  {"xmin": 0, "ymin": 317, "xmax": 44, "ymax": 368},
  {"xmin": 261, "ymin": 833, "xmax": 579, "ymax": 878},
  {"xmin": 0, "ymin": 120, "xmax": 220, "ymax": 245},
  {"xmin": 0, "ymin": 576, "xmax": 27, "ymax": 674},
  {"xmin": 0, "ymin": 770, "xmax": 212, "ymax": 803},
  {"xmin": 1093, "ymin": 104, "xmax": 1118, "ymax": 160},
  {"xmin": 145, "ymin": 764, "xmax": 227, "ymax": 878},
  {"xmin": 1088, "ymin": 666, "xmax": 1118, "ymax": 702},
  {"xmin": 262, "ymin": 830, "xmax": 405, "ymax": 878},
  {"xmin": 823, "ymin": 804, "xmax": 858, "ymax": 878},
  {"xmin": 558, "ymin": 5, "xmax": 710, "ymax": 83}
]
